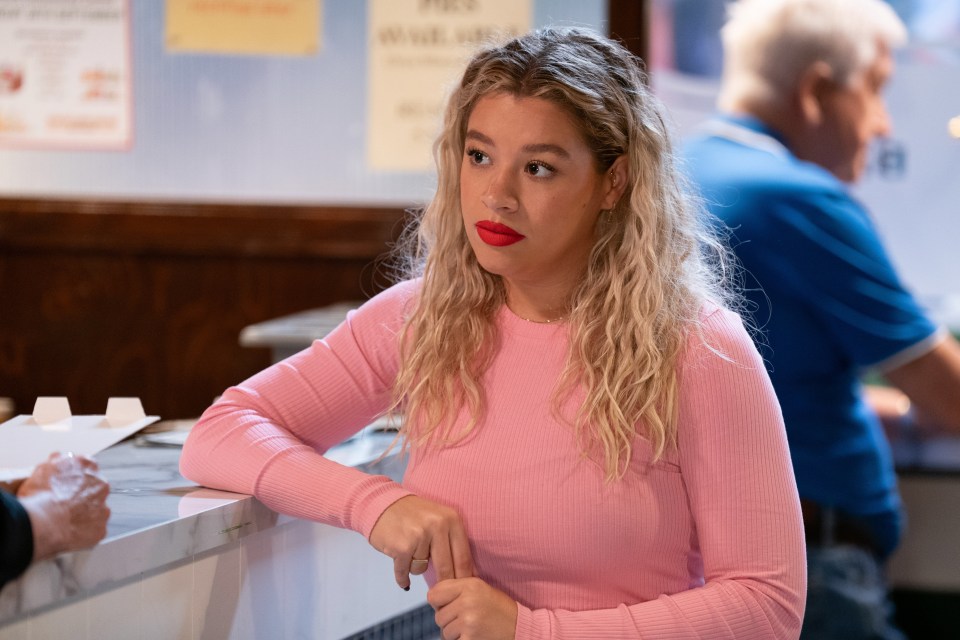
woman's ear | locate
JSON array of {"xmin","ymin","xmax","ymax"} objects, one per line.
[
  {"xmin": 797, "ymin": 61, "xmax": 834, "ymax": 127},
  {"xmin": 601, "ymin": 155, "xmax": 629, "ymax": 210}
]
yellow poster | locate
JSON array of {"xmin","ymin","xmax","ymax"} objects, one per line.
[
  {"xmin": 166, "ymin": 0, "xmax": 322, "ymax": 56},
  {"xmin": 367, "ymin": 0, "xmax": 532, "ymax": 171},
  {"xmin": 0, "ymin": 0, "xmax": 132, "ymax": 150}
]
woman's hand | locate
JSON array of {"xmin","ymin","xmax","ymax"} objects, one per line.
[
  {"xmin": 369, "ymin": 495, "xmax": 474, "ymax": 589},
  {"xmin": 428, "ymin": 577, "xmax": 518, "ymax": 640}
]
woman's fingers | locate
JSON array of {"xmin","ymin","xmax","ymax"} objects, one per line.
[
  {"xmin": 409, "ymin": 557, "xmax": 430, "ymax": 575},
  {"xmin": 449, "ymin": 519, "xmax": 474, "ymax": 579},
  {"xmin": 409, "ymin": 537, "xmax": 432, "ymax": 576},
  {"xmin": 393, "ymin": 533, "xmax": 433, "ymax": 588},
  {"xmin": 425, "ymin": 525, "xmax": 452, "ymax": 581},
  {"xmin": 369, "ymin": 495, "xmax": 475, "ymax": 590},
  {"xmin": 429, "ymin": 517, "xmax": 473, "ymax": 581},
  {"xmin": 393, "ymin": 554, "xmax": 414, "ymax": 590}
]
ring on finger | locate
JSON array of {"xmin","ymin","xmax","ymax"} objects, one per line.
[{"xmin": 410, "ymin": 558, "xmax": 429, "ymax": 569}]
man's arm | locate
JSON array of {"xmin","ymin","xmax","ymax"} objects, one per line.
[
  {"xmin": 873, "ymin": 335, "xmax": 960, "ymax": 434},
  {"xmin": 0, "ymin": 490, "xmax": 34, "ymax": 588}
]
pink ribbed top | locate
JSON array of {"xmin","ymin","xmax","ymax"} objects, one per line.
[{"xmin": 180, "ymin": 280, "xmax": 805, "ymax": 638}]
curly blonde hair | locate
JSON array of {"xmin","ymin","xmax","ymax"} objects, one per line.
[{"xmin": 389, "ymin": 27, "xmax": 733, "ymax": 480}]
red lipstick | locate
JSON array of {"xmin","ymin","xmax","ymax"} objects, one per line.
[{"xmin": 475, "ymin": 220, "xmax": 525, "ymax": 247}]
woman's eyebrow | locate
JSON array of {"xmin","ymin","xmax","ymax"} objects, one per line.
[
  {"xmin": 465, "ymin": 130, "xmax": 570, "ymax": 158},
  {"xmin": 521, "ymin": 143, "xmax": 570, "ymax": 158},
  {"xmin": 465, "ymin": 130, "xmax": 494, "ymax": 146}
]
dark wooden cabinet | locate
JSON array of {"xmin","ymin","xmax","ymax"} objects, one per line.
[{"xmin": 0, "ymin": 199, "xmax": 405, "ymax": 418}]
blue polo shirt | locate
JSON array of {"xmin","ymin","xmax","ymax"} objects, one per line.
[{"xmin": 682, "ymin": 114, "xmax": 940, "ymax": 557}]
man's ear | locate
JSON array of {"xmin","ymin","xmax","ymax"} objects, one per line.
[
  {"xmin": 797, "ymin": 61, "xmax": 835, "ymax": 127},
  {"xmin": 601, "ymin": 155, "xmax": 629, "ymax": 210}
]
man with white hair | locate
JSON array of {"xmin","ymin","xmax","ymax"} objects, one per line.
[{"xmin": 683, "ymin": 0, "xmax": 960, "ymax": 637}]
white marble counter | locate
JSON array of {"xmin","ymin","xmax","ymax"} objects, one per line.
[{"xmin": 0, "ymin": 432, "xmax": 425, "ymax": 639}]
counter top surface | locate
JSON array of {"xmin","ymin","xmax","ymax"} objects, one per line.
[
  {"xmin": 892, "ymin": 432, "xmax": 960, "ymax": 474},
  {"xmin": 239, "ymin": 303, "xmax": 359, "ymax": 348},
  {"xmin": 0, "ymin": 430, "xmax": 402, "ymax": 622}
]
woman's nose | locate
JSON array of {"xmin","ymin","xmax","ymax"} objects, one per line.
[{"xmin": 480, "ymin": 169, "xmax": 519, "ymax": 213}]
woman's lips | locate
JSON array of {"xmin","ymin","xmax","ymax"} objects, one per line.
[{"xmin": 475, "ymin": 220, "xmax": 525, "ymax": 247}]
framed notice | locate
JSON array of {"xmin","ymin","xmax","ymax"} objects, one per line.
[
  {"xmin": 0, "ymin": 0, "xmax": 132, "ymax": 150},
  {"xmin": 367, "ymin": 0, "xmax": 532, "ymax": 171}
]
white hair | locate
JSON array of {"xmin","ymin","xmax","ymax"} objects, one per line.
[{"xmin": 718, "ymin": 0, "xmax": 908, "ymax": 111}]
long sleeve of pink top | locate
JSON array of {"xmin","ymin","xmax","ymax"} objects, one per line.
[{"xmin": 180, "ymin": 280, "xmax": 806, "ymax": 639}]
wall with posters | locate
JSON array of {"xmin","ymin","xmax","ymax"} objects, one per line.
[
  {"xmin": 0, "ymin": 0, "xmax": 605, "ymax": 206},
  {"xmin": 0, "ymin": 0, "xmax": 612, "ymax": 421}
]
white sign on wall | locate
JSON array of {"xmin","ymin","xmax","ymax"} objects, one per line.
[
  {"xmin": 367, "ymin": 0, "xmax": 532, "ymax": 172},
  {"xmin": 0, "ymin": 0, "xmax": 132, "ymax": 150}
]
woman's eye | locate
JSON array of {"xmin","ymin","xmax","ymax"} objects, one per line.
[
  {"xmin": 466, "ymin": 149, "xmax": 489, "ymax": 165},
  {"xmin": 526, "ymin": 161, "xmax": 555, "ymax": 178}
]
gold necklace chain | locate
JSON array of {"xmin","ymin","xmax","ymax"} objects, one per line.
[
  {"xmin": 516, "ymin": 313, "xmax": 567, "ymax": 324},
  {"xmin": 507, "ymin": 301, "xmax": 567, "ymax": 324}
]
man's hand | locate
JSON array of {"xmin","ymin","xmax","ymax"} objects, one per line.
[{"xmin": 17, "ymin": 452, "xmax": 111, "ymax": 561}]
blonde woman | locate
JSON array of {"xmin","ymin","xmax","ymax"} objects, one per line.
[{"xmin": 181, "ymin": 27, "xmax": 805, "ymax": 639}]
